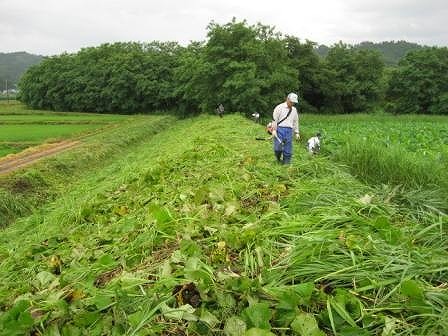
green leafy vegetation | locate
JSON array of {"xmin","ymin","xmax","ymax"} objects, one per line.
[
  {"xmin": 0, "ymin": 114, "xmax": 446, "ymax": 335},
  {"xmin": 302, "ymin": 114, "xmax": 448, "ymax": 191}
]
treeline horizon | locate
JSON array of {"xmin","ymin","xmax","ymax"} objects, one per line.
[{"xmin": 18, "ymin": 19, "xmax": 448, "ymax": 116}]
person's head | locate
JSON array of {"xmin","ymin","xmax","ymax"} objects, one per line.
[
  {"xmin": 286, "ymin": 92, "xmax": 299, "ymax": 108},
  {"xmin": 316, "ymin": 132, "xmax": 321, "ymax": 138}
]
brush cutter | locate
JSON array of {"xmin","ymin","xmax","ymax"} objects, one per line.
[
  {"xmin": 272, "ymin": 130, "xmax": 283, "ymax": 146},
  {"xmin": 255, "ymin": 133, "xmax": 284, "ymax": 147},
  {"xmin": 265, "ymin": 122, "xmax": 283, "ymax": 145}
]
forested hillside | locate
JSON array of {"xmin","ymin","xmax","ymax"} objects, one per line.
[
  {"xmin": 0, "ymin": 52, "xmax": 43, "ymax": 89},
  {"xmin": 315, "ymin": 41, "xmax": 423, "ymax": 65}
]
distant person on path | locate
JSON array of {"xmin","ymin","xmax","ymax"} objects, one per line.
[
  {"xmin": 307, "ymin": 132, "xmax": 321, "ymax": 154},
  {"xmin": 216, "ymin": 103, "xmax": 224, "ymax": 118},
  {"xmin": 271, "ymin": 92, "xmax": 300, "ymax": 164},
  {"xmin": 251, "ymin": 112, "xmax": 260, "ymax": 123}
]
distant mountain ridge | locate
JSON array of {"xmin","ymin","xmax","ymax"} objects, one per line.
[
  {"xmin": 315, "ymin": 41, "xmax": 423, "ymax": 66},
  {"xmin": 0, "ymin": 52, "xmax": 44, "ymax": 89}
]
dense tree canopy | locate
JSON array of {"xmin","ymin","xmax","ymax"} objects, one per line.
[
  {"xmin": 17, "ymin": 20, "xmax": 448, "ymax": 115},
  {"xmin": 322, "ymin": 44, "xmax": 385, "ymax": 113},
  {"xmin": 387, "ymin": 47, "xmax": 448, "ymax": 114},
  {"xmin": 20, "ymin": 42, "xmax": 181, "ymax": 113},
  {"xmin": 284, "ymin": 37, "xmax": 325, "ymax": 113},
  {"xmin": 196, "ymin": 20, "xmax": 297, "ymax": 116}
]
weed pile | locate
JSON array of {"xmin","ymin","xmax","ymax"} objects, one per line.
[{"xmin": 0, "ymin": 115, "xmax": 447, "ymax": 335}]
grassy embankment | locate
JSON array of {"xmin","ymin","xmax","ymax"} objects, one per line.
[
  {"xmin": 0, "ymin": 114, "xmax": 446, "ymax": 335},
  {"xmin": 0, "ymin": 103, "xmax": 175, "ymax": 226}
]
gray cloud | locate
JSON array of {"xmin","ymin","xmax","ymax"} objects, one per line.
[{"xmin": 0, "ymin": 0, "xmax": 446, "ymax": 55}]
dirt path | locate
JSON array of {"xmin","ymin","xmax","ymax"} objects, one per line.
[
  {"xmin": 0, "ymin": 121, "xmax": 123, "ymax": 175},
  {"xmin": 0, "ymin": 140, "xmax": 80, "ymax": 175}
]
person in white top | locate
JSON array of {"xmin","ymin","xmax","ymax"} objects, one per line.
[
  {"xmin": 251, "ymin": 112, "xmax": 260, "ymax": 123},
  {"xmin": 272, "ymin": 92, "xmax": 300, "ymax": 164},
  {"xmin": 307, "ymin": 132, "xmax": 321, "ymax": 154},
  {"xmin": 216, "ymin": 103, "xmax": 224, "ymax": 118}
]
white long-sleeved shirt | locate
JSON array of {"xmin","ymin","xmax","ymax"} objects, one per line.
[{"xmin": 272, "ymin": 102, "xmax": 299, "ymax": 134}]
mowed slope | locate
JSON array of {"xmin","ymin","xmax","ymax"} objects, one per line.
[{"xmin": 0, "ymin": 115, "xmax": 447, "ymax": 335}]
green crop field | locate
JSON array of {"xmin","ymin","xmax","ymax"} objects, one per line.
[
  {"xmin": 0, "ymin": 124, "xmax": 105, "ymax": 142},
  {"xmin": 0, "ymin": 113, "xmax": 447, "ymax": 335},
  {"xmin": 301, "ymin": 114, "xmax": 448, "ymax": 192},
  {"xmin": 0, "ymin": 103, "xmax": 131, "ymax": 158},
  {"xmin": 302, "ymin": 114, "xmax": 448, "ymax": 155}
]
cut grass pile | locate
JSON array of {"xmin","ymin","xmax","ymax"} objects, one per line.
[{"xmin": 0, "ymin": 114, "xmax": 446, "ymax": 335}]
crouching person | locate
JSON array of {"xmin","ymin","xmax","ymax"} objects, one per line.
[{"xmin": 307, "ymin": 132, "xmax": 321, "ymax": 154}]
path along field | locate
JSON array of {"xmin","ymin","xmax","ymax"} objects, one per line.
[
  {"xmin": 0, "ymin": 102, "xmax": 128, "ymax": 158},
  {"xmin": 0, "ymin": 113, "xmax": 447, "ymax": 335}
]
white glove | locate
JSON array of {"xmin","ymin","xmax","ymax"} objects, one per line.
[{"xmin": 295, "ymin": 133, "xmax": 300, "ymax": 140}]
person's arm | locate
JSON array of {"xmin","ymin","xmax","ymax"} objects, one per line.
[
  {"xmin": 293, "ymin": 110, "xmax": 300, "ymax": 139},
  {"xmin": 272, "ymin": 105, "xmax": 281, "ymax": 129}
]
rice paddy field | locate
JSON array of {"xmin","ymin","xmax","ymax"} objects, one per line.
[
  {"xmin": 0, "ymin": 112, "xmax": 447, "ymax": 335},
  {"xmin": 0, "ymin": 102, "xmax": 129, "ymax": 157}
]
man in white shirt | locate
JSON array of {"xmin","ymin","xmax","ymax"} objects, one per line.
[{"xmin": 272, "ymin": 92, "xmax": 300, "ymax": 164}]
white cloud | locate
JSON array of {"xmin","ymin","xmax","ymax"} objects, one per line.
[{"xmin": 0, "ymin": 0, "xmax": 446, "ymax": 55}]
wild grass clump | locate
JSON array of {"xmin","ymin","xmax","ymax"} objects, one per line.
[
  {"xmin": 332, "ymin": 139, "xmax": 448, "ymax": 212},
  {"xmin": 334, "ymin": 139, "xmax": 446, "ymax": 187}
]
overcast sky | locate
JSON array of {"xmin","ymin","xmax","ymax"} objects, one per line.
[{"xmin": 1, "ymin": 0, "xmax": 447, "ymax": 55}]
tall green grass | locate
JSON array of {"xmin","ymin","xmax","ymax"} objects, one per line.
[
  {"xmin": 331, "ymin": 139, "xmax": 448, "ymax": 214},
  {"xmin": 333, "ymin": 138, "xmax": 446, "ymax": 187}
]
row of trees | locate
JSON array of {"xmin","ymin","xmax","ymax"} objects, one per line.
[{"xmin": 19, "ymin": 19, "xmax": 448, "ymax": 116}]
